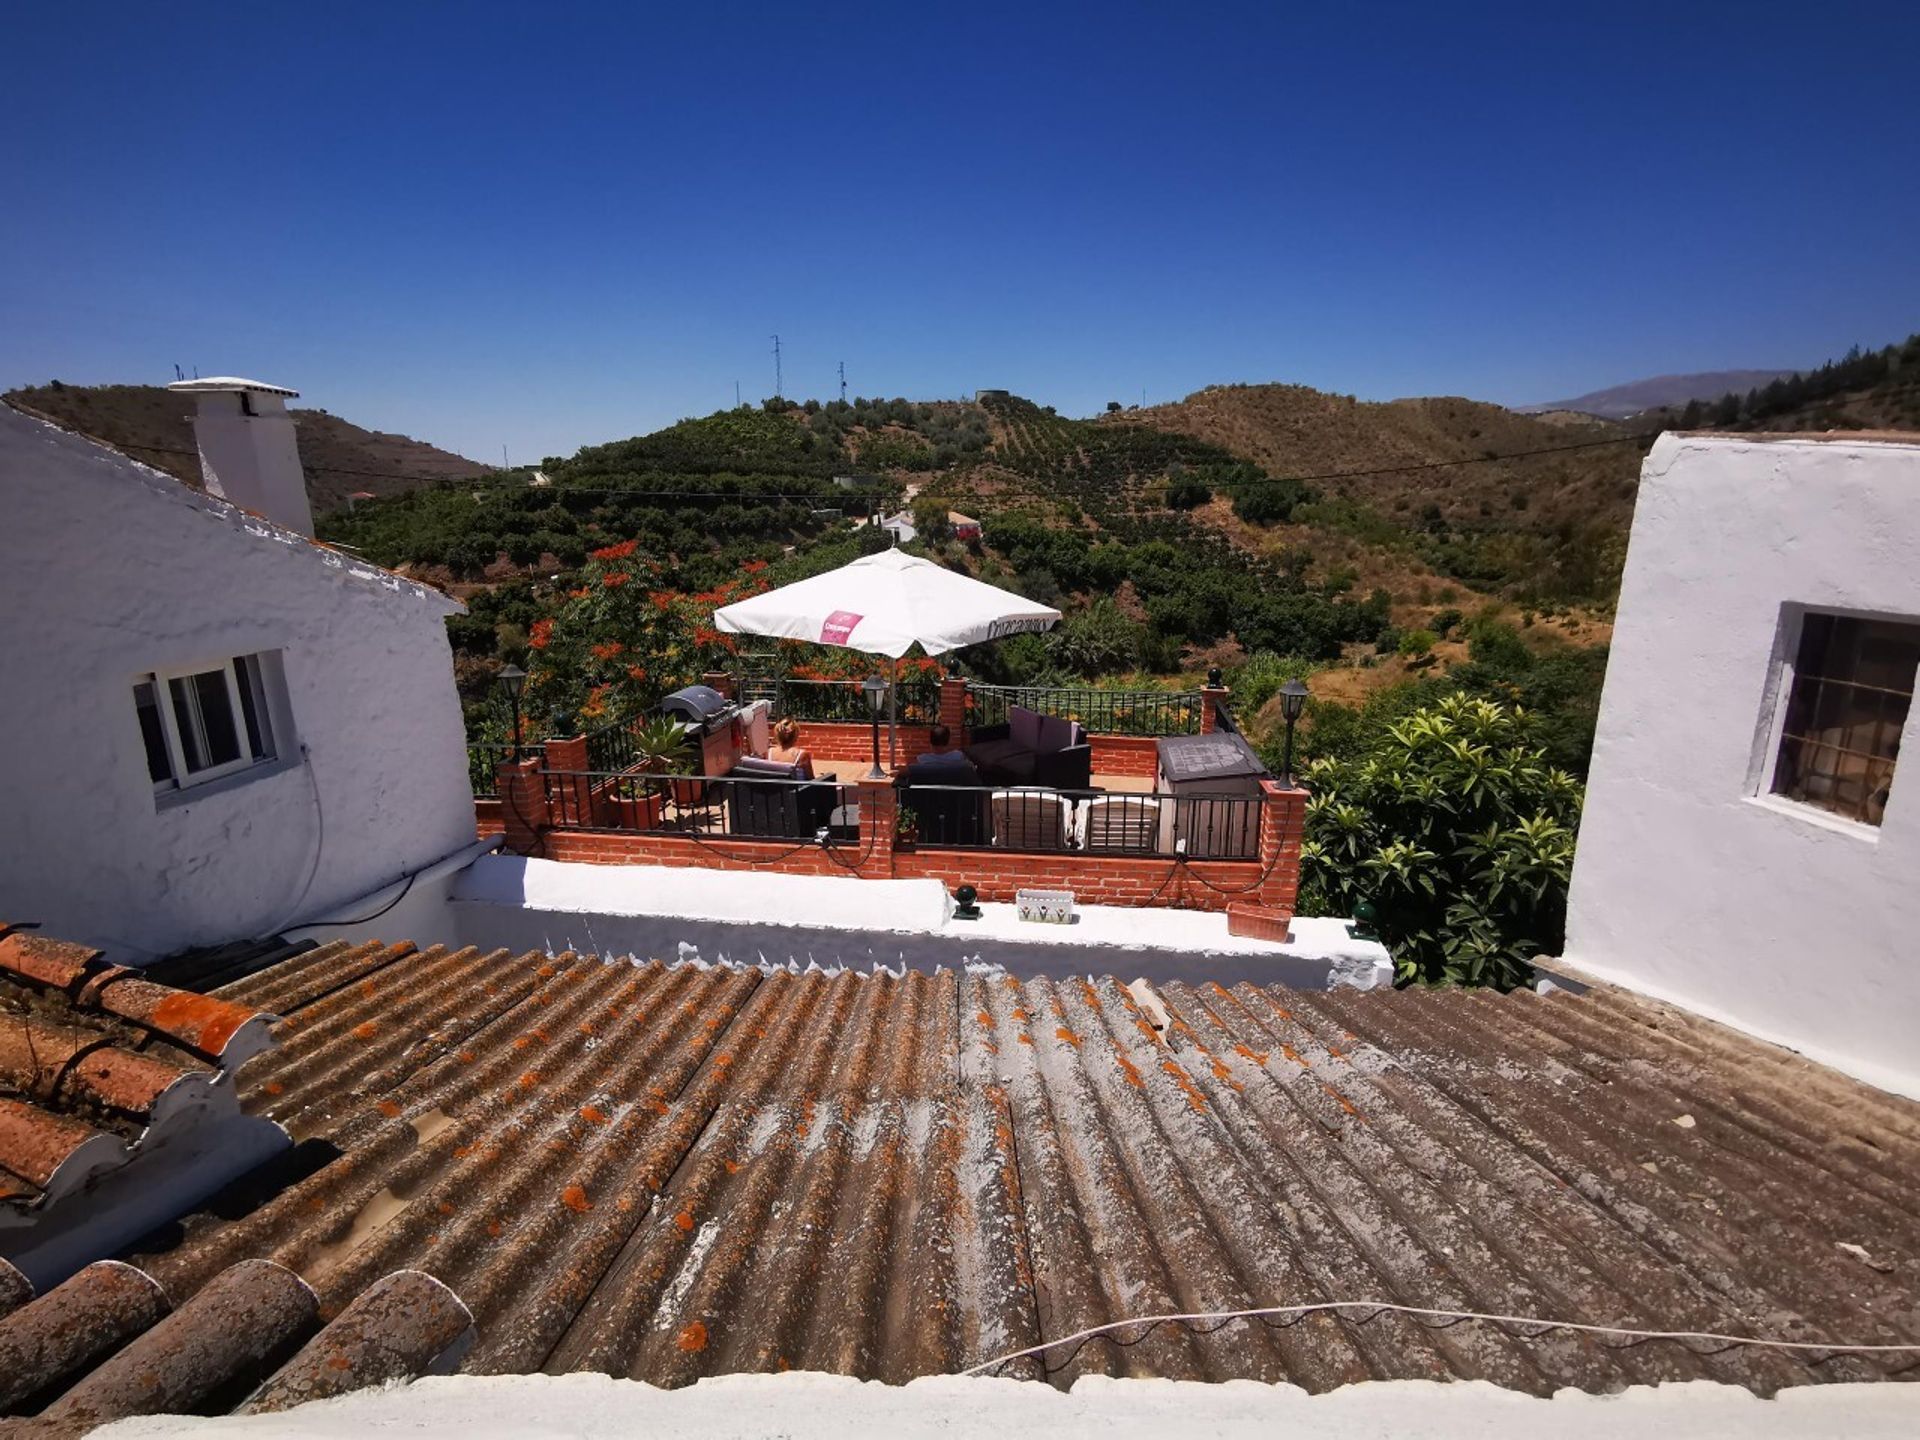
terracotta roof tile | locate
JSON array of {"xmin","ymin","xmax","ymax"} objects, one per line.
[
  {"xmin": 115, "ymin": 946, "xmax": 1920, "ymax": 1399},
  {"xmin": 0, "ymin": 1258, "xmax": 472, "ymax": 1429},
  {"xmin": 0, "ymin": 929, "xmax": 274, "ymax": 1220}
]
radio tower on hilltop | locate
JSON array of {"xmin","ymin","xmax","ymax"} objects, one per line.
[
  {"xmin": 839, "ymin": 360, "xmax": 847, "ymax": 402},
  {"xmin": 770, "ymin": 335, "xmax": 783, "ymax": 399}
]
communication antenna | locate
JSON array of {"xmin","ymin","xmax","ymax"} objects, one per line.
[
  {"xmin": 735, "ymin": 380, "xmax": 741, "ymax": 408},
  {"xmin": 839, "ymin": 360, "xmax": 847, "ymax": 402},
  {"xmin": 173, "ymin": 363, "xmax": 184, "ymax": 381},
  {"xmin": 502, "ymin": 443, "xmax": 510, "ymax": 470},
  {"xmin": 771, "ymin": 334, "xmax": 783, "ymax": 398}
]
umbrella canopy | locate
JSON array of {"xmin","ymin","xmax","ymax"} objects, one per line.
[{"xmin": 713, "ymin": 548, "xmax": 1060, "ymax": 658}]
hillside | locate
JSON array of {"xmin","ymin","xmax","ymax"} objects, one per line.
[
  {"xmin": 1644, "ymin": 332, "xmax": 1920, "ymax": 435},
  {"xmin": 1118, "ymin": 383, "xmax": 1644, "ymax": 600},
  {"xmin": 3, "ymin": 381, "xmax": 488, "ymax": 514},
  {"xmin": 1523, "ymin": 369, "xmax": 1798, "ymax": 419}
]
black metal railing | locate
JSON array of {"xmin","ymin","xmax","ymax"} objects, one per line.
[
  {"xmin": 584, "ymin": 717, "xmax": 640, "ymax": 774},
  {"xmin": 764, "ymin": 675, "xmax": 942, "ymax": 726},
  {"xmin": 536, "ymin": 768, "xmax": 859, "ymax": 841},
  {"xmin": 468, "ymin": 741, "xmax": 544, "ymax": 795},
  {"xmin": 968, "ymin": 684, "xmax": 1204, "ymax": 737},
  {"xmin": 899, "ymin": 784, "xmax": 1261, "ymax": 859}
]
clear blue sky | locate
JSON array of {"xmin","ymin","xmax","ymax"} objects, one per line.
[{"xmin": 5, "ymin": 2, "xmax": 1916, "ymax": 464}]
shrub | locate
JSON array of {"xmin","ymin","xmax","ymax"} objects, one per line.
[
  {"xmin": 1468, "ymin": 620, "xmax": 1533, "ymax": 670},
  {"xmin": 1298, "ymin": 695, "xmax": 1583, "ymax": 990},
  {"xmin": 1397, "ymin": 628, "xmax": 1437, "ymax": 658}
]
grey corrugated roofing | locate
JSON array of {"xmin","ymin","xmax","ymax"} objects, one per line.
[{"xmin": 104, "ymin": 937, "xmax": 1920, "ymax": 1399}]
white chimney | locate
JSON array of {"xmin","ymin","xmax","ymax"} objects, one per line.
[{"xmin": 166, "ymin": 377, "xmax": 313, "ymax": 535}]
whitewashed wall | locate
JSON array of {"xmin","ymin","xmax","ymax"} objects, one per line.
[
  {"xmin": 0, "ymin": 406, "xmax": 477, "ymax": 960},
  {"xmin": 1565, "ymin": 433, "xmax": 1920, "ymax": 1098}
]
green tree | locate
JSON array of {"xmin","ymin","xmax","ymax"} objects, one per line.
[{"xmin": 1299, "ymin": 695, "xmax": 1583, "ymax": 990}]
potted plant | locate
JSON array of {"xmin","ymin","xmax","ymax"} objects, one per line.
[
  {"xmin": 607, "ymin": 717, "xmax": 692, "ymax": 828},
  {"xmin": 895, "ymin": 804, "xmax": 919, "ymax": 847}
]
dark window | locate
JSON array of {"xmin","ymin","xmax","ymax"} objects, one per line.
[
  {"xmin": 1771, "ymin": 614, "xmax": 1919, "ymax": 826},
  {"xmin": 134, "ymin": 680, "xmax": 172, "ymax": 786}
]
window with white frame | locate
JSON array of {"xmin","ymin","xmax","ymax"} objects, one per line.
[
  {"xmin": 135, "ymin": 652, "xmax": 286, "ymax": 794},
  {"xmin": 1769, "ymin": 613, "xmax": 1919, "ymax": 827}
]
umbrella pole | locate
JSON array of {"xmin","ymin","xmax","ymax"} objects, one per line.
[{"xmin": 888, "ymin": 656, "xmax": 899, "ymax": 769}]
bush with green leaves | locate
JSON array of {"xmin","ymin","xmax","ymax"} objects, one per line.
[
  {"xmin": 1396, "ymin": 628, "xmax": 1438, "ymax": 658},
  {"xmin": 1298, "ymin": 695, "xmax": 1583, "ymax": 990}
]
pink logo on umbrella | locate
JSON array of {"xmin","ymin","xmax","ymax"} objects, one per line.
[{"xmin": 820, "ymin": 609, "xmax": 863, "ymax": 644}]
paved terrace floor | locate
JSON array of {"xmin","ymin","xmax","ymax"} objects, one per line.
[{"xmin": 122, "ymin": 940, "xmax": 1920, "ymax": 1396}]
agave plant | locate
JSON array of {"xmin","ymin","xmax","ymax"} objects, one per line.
[{"xmin": 631, "ymin": 716, "xmax": 693, "ymax": 789}]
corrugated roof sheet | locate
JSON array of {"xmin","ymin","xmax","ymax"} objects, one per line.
[
  {"xmin": 0, "ymin": 926, "xmax": 273, "ymax": 1215},
  {"xmin": 109, "ymin": 939, "xmax": 1920, "ymax": 1398}
]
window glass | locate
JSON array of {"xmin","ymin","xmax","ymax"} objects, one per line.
[
  {"xmin": 134, "ymin": 680, "xmax": 172, "ymax": 785},
  {"xmin": 236, "ymin": 654, "xmax": 275, "ymax": 760},
  {"xmin": 168, "ymin": 668, "xmax": 243, "ymax": 774},
  {"xmin": 1772, "ymin": 614, "xmax": 1919, "ymax": 826}
]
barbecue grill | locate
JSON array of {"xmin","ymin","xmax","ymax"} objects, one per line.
[{"xmin": 660, "ymin": 684, "xmax": 745, "ymax": 779}]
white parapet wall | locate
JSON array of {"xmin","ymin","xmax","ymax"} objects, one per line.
[{"xmin": 1564, "ymin": 432, "xmax": 1920, "ymax": 1098}]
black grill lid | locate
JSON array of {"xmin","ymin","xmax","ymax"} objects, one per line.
[
  {"xmin": 660, "ymin": 684, "xmax": 732, "ymax": 725},
  {"xmin": 1155, "ymin": 732, "xmax": 1269, "ymax": 783}
]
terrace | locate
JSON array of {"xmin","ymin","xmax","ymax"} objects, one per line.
[{"xmin": 471, "ymin": 669, "xmax": 1305, "ymax": 923}]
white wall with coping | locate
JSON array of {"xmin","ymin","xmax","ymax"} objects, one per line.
[
  {"xmin": 0, "ymin": 405, "xmax": 478, "ymax": 961},
  {"xmin": 1564, "ymin": 433, "xmax": 1920, "ymax": 1098}
]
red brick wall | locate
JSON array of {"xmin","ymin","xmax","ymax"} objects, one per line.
[
  {"xmin": 787, "ymin": 720, "xmax": 938, "ymax": 765},
  {"xmin": 1088, "ymin": 734, "xmax": 1161, "ymax": 779}
]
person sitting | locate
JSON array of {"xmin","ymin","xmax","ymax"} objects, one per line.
[
  {"xmin": 927, "ymin": 723, "xmax": 955, "ymax": 754},
  {"xmin": 767, "ymin": 718, "xmax": 814, "ymax": 779}
]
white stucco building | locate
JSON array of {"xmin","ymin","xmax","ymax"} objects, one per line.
[
  {"xmin": 1565, "ymin": 431, "xmax": 1920, "ymax": 1098},
  {"xmin": 0, "ymin": 383, "xmax": 480, "ymax": 960}
]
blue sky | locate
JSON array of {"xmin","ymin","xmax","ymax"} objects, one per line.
[{"xmin": 5, "ymin": 2, "xmax": 1916, "ymax": 463}]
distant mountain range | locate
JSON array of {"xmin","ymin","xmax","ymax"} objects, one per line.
[
  {"xmin": 2, "ymin": 382, "xmax": 488, "ymax": 514},
  {"xmin": 1521, "ymin": 370, "xmax": 1800, "ymax": 420}
]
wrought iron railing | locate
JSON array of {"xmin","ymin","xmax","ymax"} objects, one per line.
[
  {"xmin": 467, "ymin": 741, "xmax": 544, "ymax": 795},
  {"xmin": 535, "ymin": 768, "xmax": 858, "ymax": 839},
  {"xmin": 897, "ymin": 784, "xmax": 1261, "ymax": 859},
  {"xmin": 763, "ymin": 675, "xmax": 942, "ymax": 726},
  {"xmin": 967, "ymin": 684, "xmax": 1204, "ymax": 737},
  {"xmin": 584, "ymin": 718, "xmax": 640, "ymax": 774}
]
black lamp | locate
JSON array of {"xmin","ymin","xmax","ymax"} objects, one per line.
[
  {"xmin": 1206, "ymin": 666, "xmax": 1223, "ymax": 688},
  {"xmin": 498, "ymin": 663, "xmax": 528, "ymax": 760},
  {"xmin": 1348, "ymin": 896, "xmax": 1380, "ymax": 942},
  {"xmin": 862, "ymin": 674, "xmax": 888, "ymax": 780},
  {"xmin": 1278, "ymin": 677, "xmax": 1309, "ymax": 784},
  {"xmin": 952, "ymin": 884, "xmax": 981, "ymax": 921}
]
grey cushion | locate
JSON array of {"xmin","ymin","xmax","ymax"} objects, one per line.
[
  {"xmin": 1009, "ymin": 704, "xmax": 1044, "ymax": 751},
  {"xmin": 731, "ymin": 756, "xmax": 803, "ymax": 780},
  {"xmin": 1037, "ymin": 713, "xmax": 1076, "ymax": 754}
]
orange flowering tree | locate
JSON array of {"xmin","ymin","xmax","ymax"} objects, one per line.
[{"xmin": 524, "ymin": 542, "xmax": 770, "ymax": 728}]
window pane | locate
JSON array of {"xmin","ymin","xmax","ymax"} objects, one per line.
[
  {"xmin": 235, "ymin": 654, "xmax": 274, "ymax": 760},
  {"xmin": 1773, "ymin": 614, "xmax": 1918, "ymax": 825},
  {"xmin": 169, "ymin": 669, "xmax": 242, "ymax": 774},
  {"xmin": 134, "ymin": 681, "xmax": 172, "ymax": 785}
]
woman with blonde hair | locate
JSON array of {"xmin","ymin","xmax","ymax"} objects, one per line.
[{"xmin": 768, "ymin": 717, "xmax": 814, "ymax": 778}]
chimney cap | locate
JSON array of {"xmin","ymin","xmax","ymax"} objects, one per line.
[{"xmin": 166, "ymin": 376, "xmax": 299, "ymax": 399}]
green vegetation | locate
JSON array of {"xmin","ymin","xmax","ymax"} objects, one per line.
[
  {"xmin": 1672, "ymin": 331, "xmax": 1920, "ymax": 433},
  {"xmin": 1300, "ymin": 696, "xmax": 1583, "ymax": 990}
]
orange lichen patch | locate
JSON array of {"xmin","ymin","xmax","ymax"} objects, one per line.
[
  {"xmin": 437, "ymin": 1201, "xmax": 455, "ymax": 1216},
  {"xmin": 537, "ymin": 963, "xmax": 557, "ymax": 979},
  {"xmin": 359, "ymin": 980, "xmax": 379, "ymax": 998},
  {"xmin": 1281, "ymin": 1044, "xmax": 1311, "ymax": 1068},
  {"xmin": 263, "ymin": 1080, "xmax": 285, "ymax": 1096},
  {"xmin": 975, "ymin": 1010, "xmax": 993, "ymax": 1027},
  {"xmin": 1054, "ymin": 1027, "xmax": 1081, "ymax": 1049},
  {"xmin": 1134, "ymin": 1018, "xmax": 1158, "ymax": 1043},
  {"xmin": 645, "ymin": 1097, "xmax": 670, "ymax": 1117},
  {"xmin": 723, "ymin": 1158, "xmax": 741, "ymax": 1174},
  {"xmin": 982, "ymin": 1040, "xmax": 999, "ymax": 1054},
  {"xmin": 1011, "ymin": 1006, "xmax": 1031, "ymax": 1022},
  {"xmin": 561, "ymin": 1185, "xmax": 593, "ymax": 1213},
  {"xmin": 457, "ymin": 1049, "xmax": 477, "ymax": 1065},
  {"xmin": 1234, "ymin": 1043, "xmax": 1269, "ymax": 1065},
  {"xmin": 326, "ymin": 1353, "xmax": 352, "ymax": 1372},
  {"xmin": 1320, "ymin": 1082, "xmax": 1362, "ymax": 1119},
  {"xmin": 1115, "ymin": 1054, "xmax": 1145, "ymax": 1089},
  {"xmin": 714, "ymin": 1052, "xmax": 734, "ymax": 1069},
  {"xmin": 616, "ymin": 1196, "xmax": 634, "ymax": 1212},
  {"xmin": 1326, "ymin": 1045, "xmax": 1347, "ymax": 1062},
  {"xmin": 486, "ymin": 1219, "xmax": 503, "ymax": 1238},
  {"xmin": 376, "ymin": 1099, "xmax": 402, "ymax": 1118},
  {"xmin": 1161, "ymin": 1059, "xmax": 1209, "ymax": 1113},
  {"xmin": 140, "ymin": 989, "xmax": 260, "ymax": 1057},
  {"xmin": 351, "ymin": 1021, "xmax": 379, "ymax": 1041},
  {"xmin": 1168, "ymin": 1015, "xmax": 1199, "ymax": 1040},
  {"xmin": 513, "ymin": 1035, "xmax": 534, "ymax": 1051},
  {"xmin": 579, "ymin": 1104, "xmax": 609, "ymax": 1125},
  {"xmin": 677, "ymin": 1321, "xmax": 708, "ymax": 1353},
  {"xmin": 674, "ymin": 1208, "xmax": 695, "ymax": 1233},
  {"xmin": 1210, "ymin": 1057, "xmax": 1234, "ymax": 1083},
  {"xmin": 519, "ymin": 1071, "xmax": 541, "ymax": 1088},
  {"xmin": 1016, "ymin": 1033, "xmax": 1033, "ymax": 1047}
]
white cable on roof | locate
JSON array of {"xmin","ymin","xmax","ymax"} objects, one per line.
[{"xmin": 960, "ymin": 1299, "xmax": 1920, "ymax": 1376}]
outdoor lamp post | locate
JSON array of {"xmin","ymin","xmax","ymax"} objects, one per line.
[
  {"xmin": 498, "ymin": 664, "xmax": 528, "ymax": 760},
  {"xmin": 1278, "ymin": 677, "xmax": 1309, "ymax": 784},
  {"xmin": 862, "ymin": 674, "xmax": 889, "ymax": 780}
]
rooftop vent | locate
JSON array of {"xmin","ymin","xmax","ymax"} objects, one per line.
[{"xmin": 165, "ymin": 377, "xmax": 312, "ymax": 536}]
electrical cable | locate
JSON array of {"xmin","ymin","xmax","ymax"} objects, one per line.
[{"xmin": 960, "ymin": 1299, "xmax": 1920, "ymax": 1378}]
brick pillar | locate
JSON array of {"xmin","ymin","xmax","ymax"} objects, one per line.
[
  {"xmin": 857, "ymin": 773, "xmax": 898, "ymax": 878},
  {"xmin": 543, "ymin": 734, "xmax": 592, "ymax": 828},
  {"xmin": 703, "ymin": 670, "xmax": 735, "ymax": 700},
  {"xmin": 939, "ymin": 674, "xmax": 970, "ymax": 741},
  {"xmin": 496, "ymin": 755, "xmax": 551, "ymax": 856},
  {"xmin": 1200, "ymin": 682, "xmax": 1230, "ymax": 734},
  {"xmin": 1255, "ymin": 777, "xmax": 1308, "ymax": 913}
]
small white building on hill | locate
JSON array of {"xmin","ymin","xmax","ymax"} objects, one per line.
[
  {"xmin": 0, "ymin": 382, "xmax": 478, "ymax": 960},
  {"xmin": 1565, "ymin": 431, "xmax": 1920, "ymax": 1097}
]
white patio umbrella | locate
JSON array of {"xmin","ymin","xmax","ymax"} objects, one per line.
[{"xmin": 713, "ymin": 548, "xmax": 1061, "ymax": 764}]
